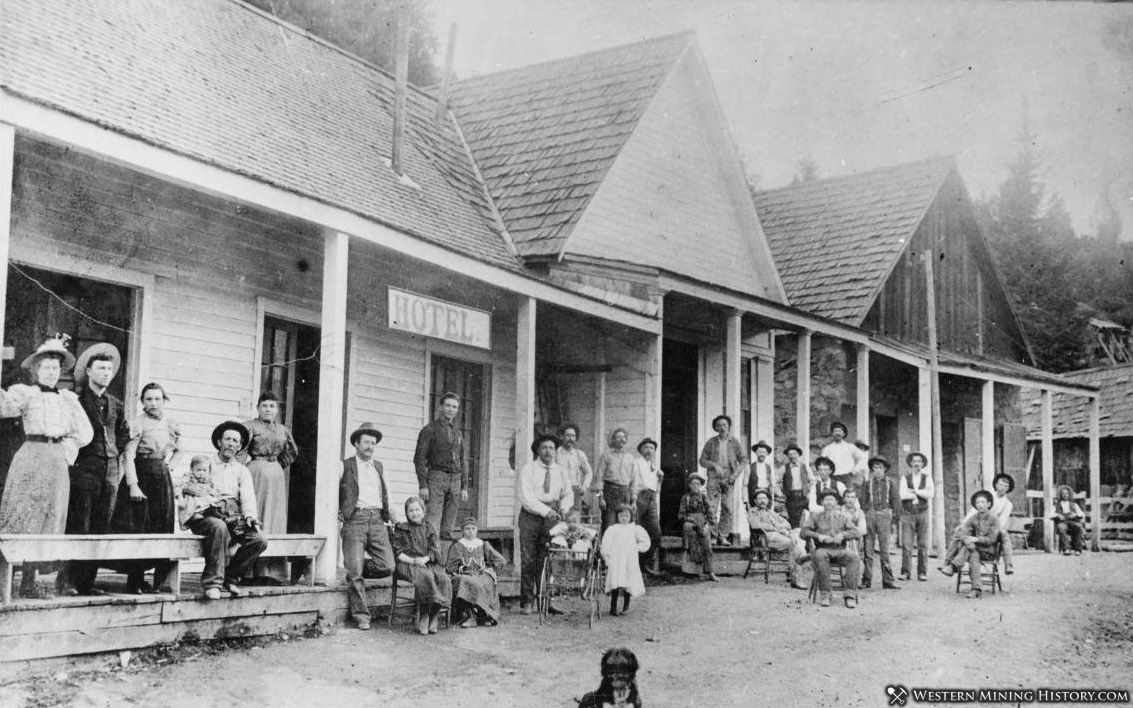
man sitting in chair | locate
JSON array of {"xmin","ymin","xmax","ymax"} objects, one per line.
[
  {"xmin": 747, "ymin": 488, "xmax": 809, "ymax": 590},
  {"xmin": 940, "ymin": 473, "xmax": 1016, "ymax": 575},
  {"xmin": 938, "ymin": 490, "xmax": 1001, "ymax": 599},
  {"xmin": 800, "ymin": 488, "xmax": 861, "ymax": 609}
]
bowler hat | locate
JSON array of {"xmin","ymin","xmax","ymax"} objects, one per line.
[
  {"xmin": 211, "ymin": 420, "xmax": 250, "ymax": 452},
  {"xmin": 970, "ymin": 489, "xmax": 994, "ymax": 509},
  {"xmin": 751, "ymin": 440, "xmax": 772, "ymax": 454},
  {"xmin": 74, "ymin": 343, "xmax": 121, "ymax": 388},
  {"xmin": 992, "ymin": 473, "xmax": 1015, "ymax": 494},
  {"xmin": 350, "ymin": 422, "xmax": 383, "ymax": 445},
  {"xmin": 906, "ymin": 452, "xmax": 928, "ymax": 466},
  {"xmin": 531, "ymin": 433, "xmax": 561, "ymax": 455}
]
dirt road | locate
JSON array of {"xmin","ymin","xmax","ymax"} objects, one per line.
[{"xmin": 6, "ymin": 551, "xmax": 1132, "ymax": 707}]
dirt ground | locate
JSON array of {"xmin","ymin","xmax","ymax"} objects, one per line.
[{"xmin": 4, "ymin": 550, "xmax": 1132, "ymax": 708}]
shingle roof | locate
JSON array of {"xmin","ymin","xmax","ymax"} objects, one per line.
[
  {"xmin": 449, "ymin": 32, "xmax": 695, "ymax": 259},
  {"xmin": 0, "ymin": 0, "xmax": 521, "ymax": 270},
  {"xmin": 753, "ymin": 157, "xmax": 955, "ymax": 323},
  {"xmin": 1022, "ymin": 364, "xmax": 1133, "ymax": 440}
]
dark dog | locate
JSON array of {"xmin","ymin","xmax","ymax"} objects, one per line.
[{"xmin": 577, "ymin": 647, "xmax": 642, "ymax": 708}]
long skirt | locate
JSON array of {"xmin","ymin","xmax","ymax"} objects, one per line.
[
  {"xmin": 247, "ymin": 458, "xmax": 288, "ymax": 582},
  {"xmin": 451, "ymin": 572, "xmax": 500, "ymax": 622},
  {"xmin": 396, "ymin": 560, "xmax": 452, "ymax": 608},
  {"xmin": 112, "ymin": 458, "xmax": 174, "ymax": 534},
  {"xmin": 0, "ymin": 441, "xmax": 69, "ymax": 534}
]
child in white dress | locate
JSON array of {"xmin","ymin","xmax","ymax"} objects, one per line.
[{"xmin": 600, "ymin": 503, "xmax": 651, "ymax": 616}]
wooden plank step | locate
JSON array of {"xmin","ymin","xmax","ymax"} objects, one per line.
[{"xmin": 0, "ymin": 600, "xmax": 164, "ymax": 637}]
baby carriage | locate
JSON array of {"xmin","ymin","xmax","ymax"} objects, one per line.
[{"xmin": 537, "ymin": 528, "xmax": 606, "ymax": 628}]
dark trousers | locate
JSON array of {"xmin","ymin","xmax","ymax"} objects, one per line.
[
  {"xmin": 601, "ymin": 481, "xmax": 632, "ymax": 533},
  {"xmin": 1056, "ymin": 520, "xmax": 1084, "ymax": 552},
  {"xmin": 863, "ymin": 509, "xmax": 895, "ymax": 586},
  {"xmin": 425, "ymin": 468, "xmax": 462, "ymax": 540},
  {"xmin": 785, "ymin": 491, "xmax": 808, "ymax": 528},
  {"xmin": 813, "ymin": 546, "xmax": 860, "ymax": 597},
  {"xmin": 901, "ymin": 508, "xmax": 929, "ymax": 577},
  {"xmin": 186, "ymin": 515, "xmax": 267, "ymax": 590},
  {"xmin": 59, "ymin": 460, "xmax": 116, "ymax": 593},
  {"xmin": 341, "ymin": 509, "xmax": 394, "ymax": 622},
  {"xmin": 519, "ymin": 509, "xmax": 554, "ymax": 606},
  {"xmin": 636, "ymin": 489, "xmax": 661, "ymax": 569}
]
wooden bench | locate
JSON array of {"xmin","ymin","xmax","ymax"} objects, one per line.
[{"xmin": 0, "ymin": 533, "xmax": 326, "ymax": 604}]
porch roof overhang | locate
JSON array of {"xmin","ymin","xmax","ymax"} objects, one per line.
[{"xmin": 0, "ymin": 91, "xmax": 662, "ymax": 336}]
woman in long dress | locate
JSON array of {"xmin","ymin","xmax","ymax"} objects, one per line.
[
  {"xmin": 0, "ymin": 337, "xmax": 93, "ymax": 597},
  {"xmin": 446, "ymin": 516, "xmax": 506, "ymax": 628},
  {"xmin": 391, "ymin": 496, "xmax": 452, "ymax": 635},
  {"xmin": 114, "ymin": 381, "xmax": 180, "ymax": 593},
  {"xmin": 242, "ymin": 391, "xmax": 298, "ymax": 584}
]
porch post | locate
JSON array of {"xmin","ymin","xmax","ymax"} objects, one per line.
[
  {"xmin": 917, "ymin": 366, "xmax": 932, "ymax": 464},
  {"xmin": 0, "ymin": 124, "xmax": 14, "ymax": 344},
  {"xmin": 514, "ymin": 297, "xmax": 536, "ymax": 567},
  {"xmin": 1088, "ymin": 395, "xmax": 1101, "ymax": 552},
  {"xmin": 314, "ymin": 230, "xmax": 349, "ymax": 584},
  {"xmin": 647, "ymin": 330, "xmax": 663, "ymax": 450},
  {"xmin": 1041, "ymin": 389, "xmax": 1055, "ymax": 552},
  {"xmin": 855, "ymin": 343, "xmax": 869, "ymax": 445},
  {"xmin": 725, "ymin": 310, "xmax": 742, "ymax": 443},
  {"xmin": 796, "ymin": 330, "xmax": 812, "ymax": 456},
  {"xmin": 755, "ymin": 353, "xmax": 775, "ymax": 445},
  {"xmin": 982, "ymin": 380, "xmax": 995, "ymax": 490}
]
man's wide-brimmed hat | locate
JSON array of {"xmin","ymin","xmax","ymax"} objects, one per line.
[
  {"xmin": 992, "ymin": 473, "xmax": 1015, "ymax": 494},
  {"xmin": 21, "ymin": 336, "xmax": 76, "ymax": 372},
  {"xmin": 211, "ymin": 420, "xmax": 250, "ymax": 451},
  {"xmin": 531, "ymin": 433, "xmax": 561, "ymax": 455},
  {"xmin": 970, "ymin": 489, "xmax": 994, "ymax": 509},
  {"xmin": 906, "ymin": 452, "xmax": 928, "ymax": 466},
  {"xmin": 74, "ymin": 343, "xmax": 121, "ymax": 388},
  {"xmin": 350, "ymin": 422, "xmax": 383, "ymax": 445},
  {"xmin": 784, "ymin": 443, "xmax": 803, "ymax": 456},
  {"xmin": 688, "ymin": 470, "xmax": 707, "ymax": 485},
  {"xmin": 751, "ymin": 440, "xmax": 772, "ymax": 454},
  {"xmin": 868, "ymin": 456, "xmax": 891, "ymax": 470},
  {"xmin": 816, "ymin": 487, "xmax": 841, "ymax": 505},
  {"xmin": 637, "ymin": 437, "xmax": 658, "ymax": 453},
  {"xmin": 752, "ymin": 487, "xmax": 772, "ymax": 502}
]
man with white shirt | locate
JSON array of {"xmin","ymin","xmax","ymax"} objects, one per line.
[
  {"xmin": 808, "ymin": 457, "xmax": 846, "ymax": 515},
  {"xmin": 633, "ymin": 437, "xmax": 663, "ymax": 577},
  {"xmin": 747, "ymin": 440, "xmax": 775, "ymax": 508},
  {"xmin": 820, "ymin": 422, "xmax": 866, "ymax": 492},
  {"xmin": 899, "ymin": 452, "xmax": 934, "ymax": 581},
  {"xmin": 517, "ymin": 434, "xmax": 573, "ymax": 615},
  {"xmin": 557, "ymin": 423, "xmax": 594, "ymax": 515},
  {"xmin": 190, "ymin": 421, "xmax": 266, "ymax": 600},
  {"xmin": 338, "ymin": 422, "xmax": 395, "ymax": 630}
]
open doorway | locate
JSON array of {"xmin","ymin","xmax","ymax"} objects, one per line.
[
  {"xmin": 429, "ymin": 354, "xmax": 486, "ymax": 527},
  {"xmin": 660, "ymin": 338, "xmax": 699, "ymax": 534}
]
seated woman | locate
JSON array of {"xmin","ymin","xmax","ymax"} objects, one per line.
[
  {"xmin": 446, "ymin": 517, "xmax": 506, "ymax": 628},
  {"xmin": 1052, "ymin": 484, "xmax": 1085, "ymax": 555},
  {"xmin": 679, "ymin": 472, "xmax": 717, "ymax": 581},
  {"xmin": 392, "ymin": 496, "xmax": 452, "ymax": 635}
]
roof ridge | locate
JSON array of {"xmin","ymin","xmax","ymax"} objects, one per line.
[
  {"xmin": 754, "ymin": 154, "xmax": 955, "ymax": 197},
  {"xmin": 453, "ymin": 30, "xmax": 696, "ymax": 86}
]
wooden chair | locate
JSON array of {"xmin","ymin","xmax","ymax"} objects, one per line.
[
  {"xmin": 387, "ymin": 573, "xmax": 450, "ymax": 631},
  {"xmin": 954, "ymin": 541, "xmax": 1003, "ymax": 595},
  {"xmin": 743, "ymin": 529, "xmax": 790, "ymax": 583},
  {"xmin": 806, "ymin": 540, "xmax": 859, "ymax": 604}
]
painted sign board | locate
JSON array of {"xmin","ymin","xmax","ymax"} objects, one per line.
[{"xmin": 388, "ymin": 287, "xmax": 491, "ymax": 349}]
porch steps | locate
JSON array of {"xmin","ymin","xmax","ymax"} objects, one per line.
[{"xmin": 659, "ymin": 535, "xmax": 752, "ymax": 576}]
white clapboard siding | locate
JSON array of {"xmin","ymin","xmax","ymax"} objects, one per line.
[{"xmin": 487, "ymin": 360, "xmax": 518, "ymax": 527}]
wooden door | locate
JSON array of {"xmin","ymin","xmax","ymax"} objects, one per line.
[
  {"xmin": 660, "ymin": 339, "xmax": 699, "ymax": 534},
  {"xmin": 429, "ymin": 355, "xmax": 485, "ymax": 527}
]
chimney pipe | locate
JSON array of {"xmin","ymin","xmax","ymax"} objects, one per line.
[
  {"xmin": 434, "ymin": 23, "xmax": 458, "ymax": 126},
  {"xmin": 391, "ymin": 11, "xmax": 409, "ymax": 176}
]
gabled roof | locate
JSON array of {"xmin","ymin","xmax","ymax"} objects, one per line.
[
  {"xmin": 0, "ymin": 0, "xmax": 521, "ymax": 270},
  {"xmin": 1022, "ymin": 364, "xmax": 1133, "ymax": 440},
  {"xmin": 449, "ymin": 32, "xmax": 695, "ymax": 259},
  {"xmin": 753, "ymin": 157, "xmax": 955, "ymax": 323}
]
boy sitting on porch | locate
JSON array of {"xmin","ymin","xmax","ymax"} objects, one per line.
[
  {"xmin": 679, "ymin": 472, "xmax": 718, "ymax": 582},
  {"xmin": 938, "ymin": 490, "xmax": 1001, "ymax": 598}
]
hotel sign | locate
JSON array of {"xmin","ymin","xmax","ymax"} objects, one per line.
[{"xmin": 388, "ymin": 288, "xmax": 491, "ymax": 350}]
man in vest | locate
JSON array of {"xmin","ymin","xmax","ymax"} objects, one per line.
[
  {"xmin": 940, "ymin": 472, "xmax": 1015, "ymax": 575},
  {"xmin": 633, "ymin": 437, "xmax": 663, "ymax": 577},
  {"xmin": 777, "ymin": 443, "xmax": 811, "ymax": 528},
  {"xmin": 800, "ymin": 488, "xmax": 862, "ymax": 608},
  {"xmin": 899, "ymin": 451, "xmax": 934, "ymax": 581},
  {"xmin": 807, "ymin": 456, "xmax": 845, "ymax": 515},
  {"xmin": 859, "ymin": 456, "xmax": 902, "ymax": 590},
  {"xmin": 339, "ymin": 422, "xmax": 394, "ymax": 630},
  {"xmin": 58, "ymin": 343, "xmax": 130, "ymax": 596},
  {"xmin": 820, "ymin": 422, "xmax": 866, "ymax": 491},
  {"xmin": 414, "ymin": 392, "xmax": 467, "ymax": 539},
  {"xmin": 747, "ymin": 440, "xmax": 775, "ymax": 508}
]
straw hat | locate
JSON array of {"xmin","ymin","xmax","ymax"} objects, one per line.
[{"xmin": 21, "ymin": 336, "xmax": 75, "ymax": 372}]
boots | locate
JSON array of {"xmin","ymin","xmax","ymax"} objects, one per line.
[{"xmin": 428, "ymin": 605, "xmax": 440, "ymax": 634}]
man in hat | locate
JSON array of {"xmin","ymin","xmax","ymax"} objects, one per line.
[
  {"xmin": 339, "ymin": 422, "xmax": 394, "ymax": 630},
  {"xmin": 633, "ymin": 437, "xmax": 663, "ymax": 576},
  {"xmin": 698, "ymin": 415, "xmax": 746, "ymax": 545},
  {"xmin": 516, "ymin": 433, "xmax": 573, "ymax": 614},
  {"xmin": 776, "ymin": 443, "xmax": 811, "ymax": 528},
  {"xmin": 821, "ymin": 422, "xmax": 866, "ymax": 492},
  {"xmin": 557, "ymin": 423, "xmax": 594, "ymax": 516},
  {"xmin": 807, "ymin": 457, "xmax": 846, "ymax": 515},
  {"xmin": 414, "ymin": 392, "xmax": 467, "ymax": 539},
  {"xmin": 800, "ymin": 488, "xmax": 862, "ymax": 608},
  {"xmin": 899, "ymin": 452, "xmax": 934, "ymax": 581},
  {"xmin": 747, "ymin": 441, "xmax": 775, "ymax": 507},
  {"xmin": 58, "ymin": 343, "xmax": 131, "ymax": 596},
  {"xmin": 747, "ymin": 488, "xmax": 809, "ymax": 590},
  {"xmin": 859, "ymin": 456, "xmax": 902, "ymax": 590},
  {"xmin": 190, "ymin": 421, "xmax": 266, "ymax": 598},
  {"xmin": 938, "ymin": 490, "xmax": 1000, "ymax": 598},
  {"xmin": 940, "ymin": 473, "xmax": 1015, "ymax": 575}
]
